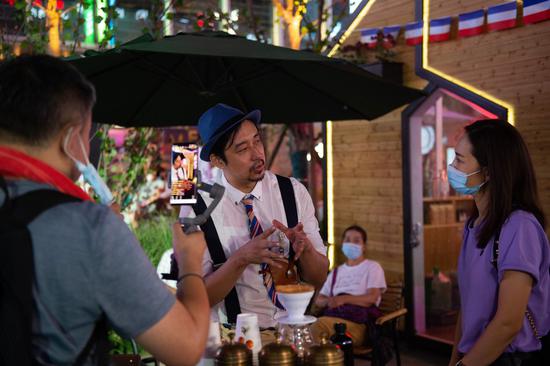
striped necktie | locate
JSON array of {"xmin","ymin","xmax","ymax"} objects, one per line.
[{"xmin": 242, "ymin": 194, "xmax": 284, "ymax": 310}]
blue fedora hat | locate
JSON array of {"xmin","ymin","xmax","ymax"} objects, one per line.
[{"xmin": 198, "ymin": 103, "xmax": 261, "ymax": 161}]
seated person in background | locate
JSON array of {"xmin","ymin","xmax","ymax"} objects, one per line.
[{"xmin": 311, "ymin": 225, "xmax": 386, "ymax": 346}]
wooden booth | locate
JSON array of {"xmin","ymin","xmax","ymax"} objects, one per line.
[{"xmin": 327, "ymin": 0, "xmax": 550, "ymax": 344}]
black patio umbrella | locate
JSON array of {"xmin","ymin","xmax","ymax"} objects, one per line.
[{"xmin": 69, "ymin": 31, "xmax": 423, "ymax": 127}]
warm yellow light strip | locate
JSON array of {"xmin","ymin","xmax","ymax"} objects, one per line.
[
  {"xmin": 327, "ymin": 0, "xmax": 379, "ymax": 57},
  {"xmin": 326, "ymin": 0, "xmax": 514, "ymax": 122},
  {"xmin": 325, "ymin": 2, "xmax": 376, "ymax": 267},
  {"xmin": 326, "ymin": 120, "xmax": 335, "ymax": 269},
  {"xmin": 422, "ymin": 1, "xmax": 515, "ymax": 124}
]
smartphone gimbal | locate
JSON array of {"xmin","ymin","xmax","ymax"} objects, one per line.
[
  {"xmin": 179, "ymin": 180, "xmax": 224, "ymax": 234},
  {"xmin": 162, "ymin": 177, "xmax": 225, "ymax": 281}
]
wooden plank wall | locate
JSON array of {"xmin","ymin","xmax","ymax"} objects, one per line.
[
  {"xmin": 333, "ymin": 0, "xmax": 427, "ymax": 283},
  {"xmin": 332, "ymin": 112, "xmax": 404, "ymax": 283},
  {"xmin": 428, "ymin": 0, "xmax": 550, "ymax": 230},
  {"xmin": 334, "ymin": 0, "xmax": 550, "ymax": 283}
]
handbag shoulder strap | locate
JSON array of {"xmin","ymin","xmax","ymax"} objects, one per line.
[
  {"xmin": 329, "ymin": 267, "xmax": 338, "ymax": 297},
  {"xmin": 491, "ymin": 225, "xmax": 542, "ymax": 340},
  {"xmin": 526, "ymin": 310, "xmax": 541, "ymax": 340},
  {"xmin": 491, "ymin": 226, "xmax": 502, "ymax": 270}
]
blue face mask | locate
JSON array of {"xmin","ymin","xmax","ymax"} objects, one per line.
[
  {"xmin": 64, "ymin": 128, "xmax": 114, "ymax": 205},
  {"xmin": 341, "ymin": 242, "xmax": 363, "ymax": 260},
  {"xmin": 447, "ymin": 164, "xmax": 485, "ymax": 195}
]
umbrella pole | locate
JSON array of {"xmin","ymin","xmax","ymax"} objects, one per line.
[
  {"xmin": 267, "ymin": 124, "xmax": 289, "ymax": 170},
  {"xmin": 232, "ymin": 87, "xmax": 248, "ymax": 113}
]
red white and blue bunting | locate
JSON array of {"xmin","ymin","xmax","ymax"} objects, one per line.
[
  {"xmin": 487, "ymin": 1, "xmax": 517, "ymax": 31},
  {"xmin": 523, "ymin": 0, "xmax": 550, "ymax": 24},
  {"xmin": 405, "ymin": 21, "xmax": 423, "ymax": 45},
  {"xmin": 357, "ymin": 0, "xmax": 550, "ymax": 47},
  {"xmin": 429, "ymin": 17, "xmax": 452, "ymax": 42},
  {"xmin": 360, "ymin": 28, "xmax": 379, "ymax": 48},
  {"xmin": 458, "ymin": 10, "xmax": 485, "ymax": 37}
]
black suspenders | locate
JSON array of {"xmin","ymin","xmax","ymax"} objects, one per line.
[
  {"xmin": 193, "ymin": 175, "xmax": 298, "ymax": 323},
  {"xmin": 276, "ymin": 174, "xmax": 298, "ymax": 259},
  {"xmin": 194, "ymin": 194, "xmax": 242, "ymax": 323}
]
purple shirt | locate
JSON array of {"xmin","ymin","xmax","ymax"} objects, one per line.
[{"xmin": 458, "ymin": 210, "xmax": 550, "ymax": 353}]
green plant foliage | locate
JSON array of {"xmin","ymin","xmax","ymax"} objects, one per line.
[
  {"xmin": 108, "ymin": 331, "xmax": 137, "ymax": 355},
  {"xmin": 97, "ymin": 126, "xmax": 159, "ymax": 211},
  {"xmin": 132, "ymin": 214, "xmax": 175, "ymax": 267},
  {"xmin": 1, "ymin": 0, "xmax": 48, "ymax": 58}
]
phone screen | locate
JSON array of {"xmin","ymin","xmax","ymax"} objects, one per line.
[{"xmin": 170, "ymin": 143, "xmax": 198, "ymax": 205}]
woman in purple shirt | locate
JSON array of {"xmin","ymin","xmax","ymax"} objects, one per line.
[{"xmin": 448, "ymin": 120, "xmax": 550, "ymax": 366}]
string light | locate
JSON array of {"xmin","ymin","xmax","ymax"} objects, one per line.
[
  {"xmin": 326, "ymin": 120, "xmax": 334, "ymax": 267},
  {"xmin": 422, "ymin": 0, "xmax": 514, "ymax": 124},
  {"xmin": 325, "ymin": 0, "xmax": 514, "ymax": 124}
]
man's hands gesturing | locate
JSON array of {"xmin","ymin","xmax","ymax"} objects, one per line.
[
  {"xmin": 272, "ymin": 220, "xmax": 314, "ymax": 260},
  {"xmin": 234, "ymin": 226, "xmax": 287, "ymax": 268}
]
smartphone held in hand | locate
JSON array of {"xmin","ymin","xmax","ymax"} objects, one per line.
[{"xmin": 170, "ymin": 143, "xmax": 198, "ymax": 205}]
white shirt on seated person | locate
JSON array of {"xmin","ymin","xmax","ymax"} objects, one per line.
[
  {"xmin": 319, "ymin": 259, "xmax": 386, "ymax": 306},
  {"xmin": 316, "ymin": 226, "xmax": 387, "ymax": 310}
]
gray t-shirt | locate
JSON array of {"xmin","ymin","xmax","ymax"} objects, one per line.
[{"xmin": 1, "ymin": 180, "xmax": 175, "ymax": 365}]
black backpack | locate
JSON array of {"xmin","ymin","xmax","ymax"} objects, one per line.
[{"xmin": 0, "ymin": 177, "xmax": 109, "ymax": 365}]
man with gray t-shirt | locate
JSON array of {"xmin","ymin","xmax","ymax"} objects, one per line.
[{"xmin": 0, "ymin": 55, "xmax": 210, "ymax": 365}]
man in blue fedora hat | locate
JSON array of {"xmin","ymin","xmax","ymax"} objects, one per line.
[{"xmin": 182, "ymin": 103, "xmax": 329, "ymax": 330}]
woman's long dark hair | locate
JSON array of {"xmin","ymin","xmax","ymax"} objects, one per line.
[{"xmin": 465, "ymin": 119, "xmax": 546, "ymax": 248}]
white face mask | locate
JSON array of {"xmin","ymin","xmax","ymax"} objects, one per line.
[
  {"xmin": 447, "ymin": 164, "xmax": 486, "ymax": 195},
  {"xmin": 64, "ymin": 127, "xmax": 114, "ymax": 205},
  {"xmin": 341, "ymin": 242, "xmax": 363, "ymax": 260}
]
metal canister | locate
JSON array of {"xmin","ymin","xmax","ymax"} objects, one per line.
[
  {"xmin": 259, "ymin": 337, "xmax": 297, "ymax": 366},
  {"xmin": 215, "ymin": 334, "xmax": 253, "ymax": 366},
  {"xmin": 304, "ymin": 335, "xmax": 344, "ymax": 366}
]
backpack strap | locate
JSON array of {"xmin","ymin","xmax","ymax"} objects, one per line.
[
  {"xmin": 74, "ymin": 315, "xmax": 110, "ymax": 366},
  {"xmin": 0, "ymin": 180, "xmax": 84, "ymax": 365},
  {"xmin": 12, "ymin": 189, "xmax": 82, "ymax": 224},
  {"xmin": 275, "ymin": 175, "xmax": 298, "ymax": 260},
  {"xmin": 1, "ymin": 186, "xmax": 82, "ymax": 316},
  {"xmin": 0, "ymin": 176, "xmax": 82, "ymax": 224},
  {"xmin": 193, "ymin": 194, "xmax": 241, "ymax": 324}
]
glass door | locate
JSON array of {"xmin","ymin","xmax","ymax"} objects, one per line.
[{"xmin": 409, "ymin": 89, "xmax": 495, "ymax": 343}]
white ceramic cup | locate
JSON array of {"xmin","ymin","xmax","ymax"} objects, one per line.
[
  {"xmin": 235, "ymin": 313, "xmax": 262, "ymax": 365},
  {"xmin": 277, "ymin": 290, "xmax": 315, "ymax": 321}
]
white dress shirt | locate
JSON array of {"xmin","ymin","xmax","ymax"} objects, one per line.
[{"xmin": 180, "ymin": 170, "xmax": 326, "ymax": 327}]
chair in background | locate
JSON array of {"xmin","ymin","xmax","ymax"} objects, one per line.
[{"xmin": 354, "ymin": 282, "xmax": 407, "ymax": 366}]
